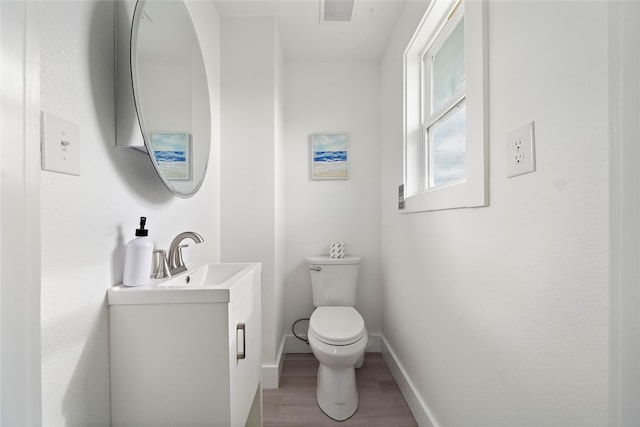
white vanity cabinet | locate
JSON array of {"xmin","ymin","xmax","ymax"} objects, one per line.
[{"xmin": 108, "ymin": 263, "xmax": 262, "ymax": 427}]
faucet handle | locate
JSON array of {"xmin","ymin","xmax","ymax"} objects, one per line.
[
  {"xmin": 153, "ymin": 249, "xmax": 171, "ymax": 279},
  {"xmin": 175, "ymin": 244, "xmax": 189, "ymax": 269}
]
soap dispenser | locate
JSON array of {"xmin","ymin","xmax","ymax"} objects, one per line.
[{"xmin": 123, "ymin": 216, "xmax": 153, "ymax": 287}]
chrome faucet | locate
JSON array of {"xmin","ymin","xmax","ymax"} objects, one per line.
[{"xmin": 167, "ymin": 231, "xmax": 204, "ymax": 275}]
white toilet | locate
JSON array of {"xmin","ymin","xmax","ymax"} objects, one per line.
[{"xmin": 306, "ymin": 255, "xmax": 367, "ymax": 421}]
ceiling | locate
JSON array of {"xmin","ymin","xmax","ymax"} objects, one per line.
[{"xmin": 213, "ymin": 0, "xmax": 407, "ymax": 61}]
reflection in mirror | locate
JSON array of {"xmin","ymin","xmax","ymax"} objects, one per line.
[{"xmin": 131, "ymin": 0, "xmax": 211, "ymax": 198}]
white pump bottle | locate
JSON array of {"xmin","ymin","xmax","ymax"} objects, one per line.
[{"xmin": 123, "ymin": 217, "xmax": 153, "ymax": 287}]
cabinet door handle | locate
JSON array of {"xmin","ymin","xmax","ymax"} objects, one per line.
[{"xmin": 237, "ymin": 323, "xmax": 246, "ymax": 360}]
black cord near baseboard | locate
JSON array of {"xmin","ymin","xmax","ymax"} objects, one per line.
[{"xmin": 292, "ymin": 318, "xmax": 310, "ymax": 344}]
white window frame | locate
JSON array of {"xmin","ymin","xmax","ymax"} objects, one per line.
[{"xmin": 403, "ymin": 0, "xmax": 489, "ymax": 213}]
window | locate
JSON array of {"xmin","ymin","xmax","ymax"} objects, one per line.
[
  {"xmin": 403, "ymin": 0, "xmax": 488, "ymax": 213},
  {"xmin": 424, "ymin": 12, "xmax": 465, "ymax": 188}
]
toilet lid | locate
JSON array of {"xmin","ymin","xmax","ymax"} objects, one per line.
[{"xmin": 309, "ymin": 307, "xmax": 365, "ymax": 346}]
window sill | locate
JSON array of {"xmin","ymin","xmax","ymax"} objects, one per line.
[{"xmin": 401, "ymin": 179, "xmax": 487, "ymax": 213}]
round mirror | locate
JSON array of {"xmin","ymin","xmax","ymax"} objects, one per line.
[{"xmin": 130, "ymin": 0, "xmax": 211, "ymax": 198}]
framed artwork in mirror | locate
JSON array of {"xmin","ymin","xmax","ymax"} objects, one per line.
[
  {"xmin": 150, "ymin": 132, "xmax": 192, "ymax": 181},
  {"xmin": 310, "ymin": 132, "xmax": 349, "ymax": 180}
]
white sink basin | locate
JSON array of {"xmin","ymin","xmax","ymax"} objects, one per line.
[
  {"xmin": 158, "ymin": 263, "xmax": 249, "ymax": 288},
  {"xmin": 107, "ymin": 262, "xmax": 261, "ymax": 305}
]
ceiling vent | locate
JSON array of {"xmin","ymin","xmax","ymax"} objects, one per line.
[{"xmin": 320, "ymin": 0, "xmax": 355, "ymax": 23}]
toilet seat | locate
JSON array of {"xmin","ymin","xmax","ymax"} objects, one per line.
[{"xmin": 309, "ymin": 307, "xmax": 365, "ymax": 346}]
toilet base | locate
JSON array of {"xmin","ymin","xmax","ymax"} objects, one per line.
[{"xmin": 316, "ymin": 363, "xmax": 358, "ymax": 421}]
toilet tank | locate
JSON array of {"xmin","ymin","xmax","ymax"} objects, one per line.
[{"xmin": 307, "ymin": 256, "xmax": 361, "ymax": 307}]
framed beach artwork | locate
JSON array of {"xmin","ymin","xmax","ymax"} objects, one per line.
[
  {"xmin": 150, "ymin": 132, "xmax": 192, "ymax": 181},
  {"xmin": 310, "ymin": 132, "xmax": 349, "ymax": 180}
]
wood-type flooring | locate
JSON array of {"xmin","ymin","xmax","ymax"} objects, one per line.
[{"xmin": 263, "ymin": 353, "xmax": 418, "ymax": 426}]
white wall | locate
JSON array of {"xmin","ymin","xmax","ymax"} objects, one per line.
[
  {"xmin": 38, "ymin": 1, "xmax": 221, "ymax": 424},
  {"xmin": 283, "ymin": 60, "xmax": 382, "ymax": 341},
  {"xmin": 220, "ymin": 16, "xmax": 285, "ymax": 386},
  {"xmin": 380, "ymin": 1, "xmax": 608, "ymax": 426}
]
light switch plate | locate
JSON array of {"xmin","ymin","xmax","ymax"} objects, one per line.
[
  {"xmin": 506, "ymin": 121, "xmax": 535, "ymax": 178},
  {"xmin": 41, "ymin": 112, "xmax": 80, "ymax": 176}
]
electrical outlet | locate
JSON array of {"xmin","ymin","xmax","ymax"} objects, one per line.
[{"xmin": 506, "ymin": 121, "xmax": 535, "ymax": 178}]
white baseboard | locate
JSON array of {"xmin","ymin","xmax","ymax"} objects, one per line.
[
  {"xmin": 380, "ymin": 335, "xmax": 439, "ymax": 427},
  {"xmin": 261, "ymin": 336, "xmax": 286, "ymax": 389}
]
